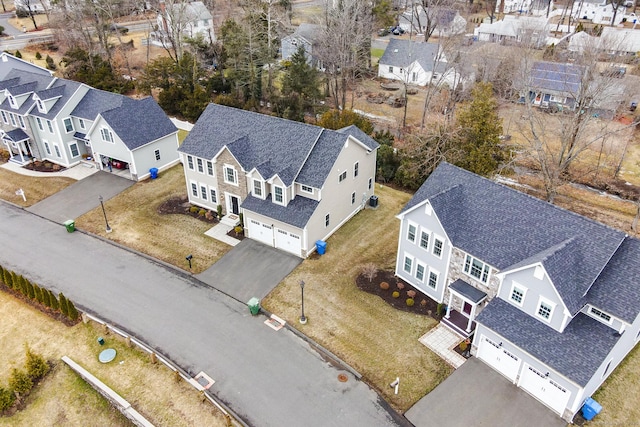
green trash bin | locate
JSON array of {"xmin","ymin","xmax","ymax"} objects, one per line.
[
  {"xmin": 63, "ymin": 219, "xmax": 75, "ymax": 233},
  {"xmin": 247, "ymin": 297, "xmax": 260, "ymax": 315}
]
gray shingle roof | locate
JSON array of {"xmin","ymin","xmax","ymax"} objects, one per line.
[
  {"xmin": 477, "ymin": 298, "xmax": 620, "ymax": 387},
  {"xmin": 70, "ymin": 88, "xmax": 125, "ymax": 119},
  {"xmin": 337, "ymin": 125, "xmax": 379, "ymax": 151},
  {"xmin": 99, "ymin": 97, "xmax": 177, "ymax": 150},
  {"xmin": 30, "ymin": 79, "xmax": 82, "ymax": 120},
  {"xmin": 401, "ymin": 162, "xmax": 625, "ymax": 315},
  {"xmin": 3, "ymin": 128, "xmax": 29, "ymax": 141},
  {"xmin": 295, "ymin": 130, "xmax": 344, "ymax": 188},
  {"xmin": 450, "ymin": 279, "xmax": 487, "ymax": 303},
  {"xmin": 292, "ymin": 23, "xmax": 321, "ymax": 44},
  {"xmin": 586, "ymin": 237, "xmax": 640, "ymax": 324},
  {"xmin": 241, "ymin": 193, "xmax": 319, "ymax": 229},
  {"xmin": 35, "ymin": 84, "xmax": 65, "ymax": 100},
  {"xmin": 379, "ymin": 38, "xmax": 449, "ymax": 73}
]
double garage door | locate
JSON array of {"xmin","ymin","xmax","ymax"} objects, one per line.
[
  {"xmin": 477, "ymin": 335, "xmax": 570, "ymax": 416},
  {"xmin": 247, "ymin": 219, "xmax": 301, "ymax": 256}
]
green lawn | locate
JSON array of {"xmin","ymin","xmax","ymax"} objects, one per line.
[
  {"xmin": 262, "ymin": 185, "xmax": 452, "ymax": 411},
  {"xmin": 371, "ymin": 48, "xmax": 385, "ymax": 59}
]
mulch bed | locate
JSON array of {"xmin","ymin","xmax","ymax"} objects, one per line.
[
  {"xmin": 226, "ymin": 229, "xmax": 245, "ymax": 241},
  {"xmin": 356, "ymin": 269, "xmax": 443, "ymax": 320},
  {"xmin": 23, "ymin": 161, "xmax": 66, "ymax": 173},
  {"xmin": 157, "ymin": 195, "xmax": 219, "ymax": 224}
]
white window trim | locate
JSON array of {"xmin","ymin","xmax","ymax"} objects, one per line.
[
  {"xmin": 46, "ymin": 120, "xmax": 54, "ymax": 133},
  {"xmin": 9, "ymin": 113, "xmax": 15, "ymax": 126},
  {"xmin": 18, "ymin": 115, "xmax": 25, "ymax": 129},
  {"xmin": 427, "ymin": 267, "xmax": 439, "ymax": 289},
  {"xmin": 351, "ymin": 191, "xmax": 356, "ymax": 205},
  {"xmin": 415, "ymin": 261, "xmax": 426, "ymax": 282},
  {"xmin": 273, "ymin": 185, "xmax": 285, "ymax": 205},
  {"xmin": 43, "ymin": 140, "xmax": 51, "ymax": 155},
  {"xmin": 63, "ymin": 117, "xmax": 74, "ymax": 133},
  {"xmin": 536, "ymin": 296, "xmax": 556, "ymax": 323},
  {"xmin": 253, "ymin": 179, "xmax": 264, "ymax": 198},
  {"xmin": 223, "ymin": 164, "xmax": 238, "ymax": 185},
  {"xmin": 509, "ymin": 282, "xmax": 527, "ymax": 307},
  {"xmin": 403, "ymin": 253, "xmax": 413, "ymax": 274},
  {"xmin": 463, "ymin": 254, "xmax": 491, "ymax": 283},
  {"xmin": 209, "ymin": 186, "xmax": 218, "ymax": 204},
  {"xmin": 432, "ymin": 235, "xmax": 445, "ymax": 259},
  {"xmin": 187, "ymin": 155, "xmax": 194, "ymax": 170},
  {"xmin": 353, "ymin": 161, "xmax": 359, "ymax": 177},
  {"xmin": 338, "ymin": 170, "xmax": 347, "ymax": 183},
  {"xmin": 101, "ymin": 127, "xmax": 114, "ymax": 143},
  {"xmin": 53, "ymin": 143, "xmax": 61, "ymax": 158},
  {"xmin": 589, "ymin": 306, "xmax": 613, "ymax": 325},
  {"xmin": 190, "ymin": 180, "xmax": 198, "ymax": 197},
  {"xmin": 407, "ymin": 222, "xmax": 417, "ymax": 243},
  {"xmin": 0, "ymin": 111, "xmax": 7, "ymax": 124},
  {"xmin": 325, "ymin": 213, "xmax": 330, "ymax": 228},
  {"xmin": 196, "ymin": 158, "xmax": 204, "ymax": 173},
  {"xmin": 206, "ymin": 160, "xmax": 214, "ymax": 176},
  {"xmin": 36, "ymin": 98, "xmax": 45, "ymax": 113},
  {"xmin": 419, "ymin": 228, "xmax": 430, "ymax": 251},
  {"xmin": 8, "ymin": 95, "xmax": 16, "ymax": 109},
  {"xmin": 301, "ymin": 184, "xmax": 314, "ymax": 194},
  {"xmin": 79, "ymin": 118, "xmax": 86, "ymax": 129},
  {"xmin": 36, "ymin": 117, "xmax": 44, "ymax": 131},
  {"xmin": 200, "ymin": 183, "xmax": 208, "ymax": 201},
  {"xmin": 69, "ymin": 142, "xmax": 79, "ymax": 158}
]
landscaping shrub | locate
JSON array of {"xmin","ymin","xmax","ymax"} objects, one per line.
[
  {"xmin": 67, "ymin": 299, "xmax": 79, "ymax": 321},
  {"xmin": 49, "ymin": 290, "xmax": 59, "ymax": 311},
  {"xmin": 35, "ymin": 51, "xmax": 42, "ymax": 60},
  {"xmin": 189, "ymin": 206, "xmax": 199, "ymax": 214},
  {"xmin": 239, "ymin": 212, "xmax": 244, "ymax": 226},
  {"xmin": 198, "ymin": 208, "xmax": 206, "ymax": 217},
  {"xmin": 217, "ymin": 204, "xmax": 223, "ymax": 218},
  {"xmin": 234, "ymin": 225, "xmax": 243, "ymax": 235},
  {"xmin": 420, "ymin": 299, "xmax": 427, "ymax": 306},
  {"xmin": 392, "ymin": 291, "xmax": 400, "ymax": 298},
  {"xmin": 42, "ymin": 288, "xmax": 51, "ymax": 307},
  {"xmin": 406, "ymin": 290, "xmax": 416, "ymax": 298},
  {"xmin": 25, "ymin": 346, "xmax": 49, "ymax": 380},
  {"xmin": 26, "ymin": 279, "xmax": 35, "ymax": 299},
  {"xmin": 406, "ymin": 298, "xmax": 415, "ymax": 307},
  {"xmin": 45, "ymin": 55, "xmax": 56, "ymax": 71},
  {"xmin": 0, "ymin": 265, "xmax": 5, "ymax": 284},
  {"xmin": 436, "ymin": 303, "xmax": 445, "ymax": 317},
  {"xmin": 379, "ymin": 281, "xmax": 390, "ymax": 290},
  {"xmin": 396, "ymin": 282, "xmax": 405, "ymax": 290},
  {"xmin": 362, "ymin": 263, "xmax": 377, "ymax": 282},
  {"xmin": 205, "ymin": 210, "xmax": 214, "ymax": 221},
  {"xmin": 0, "ymin": 386, "xmax": 15, "ymax": 411},
  {"xmin": 59, "ymin": 293, "xmax": 69, "ymax": 317},
  {"xmin": 8, "ymin": 368, "xmax": 32, "ymax": 397},
  {"xmin": 459, "ymin": 340, "xmax": 468, "ymax": 352},
  {"xmin": 14, "ymin": 50, "xmax": 22, "ymax": 58},
  {"xmin": 34, "ymin": 284, "xmax": 43, "ymax": 304}
]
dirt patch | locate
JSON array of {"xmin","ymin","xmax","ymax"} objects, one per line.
[
  {"xmin": 356, "ymin": 269, "xmax": 443, "ymax": 320},
  {"xmin": 157, "ymin": 195, "xmax": 219, "ymax": 224}
]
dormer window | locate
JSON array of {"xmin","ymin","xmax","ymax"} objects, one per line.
[
  {"xmin": 536, "ymin": 297, "xmax": 555, "ymax": 322},
  {"xmin": 36, "ymin": 99, "xmax": 45, "ymax": 112},
  {"xmin": 253, "ymin": 179, "xmax": 263, "ymax": 198},
  {"xmin": 273, "ymin": 185, "xmax": 284, "ymax": 205},
  {"xmin": 7, "ymin": 94, "xmax": 18, "ymax": 109}
]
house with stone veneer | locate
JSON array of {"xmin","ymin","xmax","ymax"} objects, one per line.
[
  {"xmin": 0, "ymin": 53, "xmax": 179, "ymax": 180},
  {"xmin": 178, "ymin": 103, "xmax": 378, "ymax": 257},
  {"xmin": 395, "ymin": 162, "xmax": 640, "ymax": 421}
]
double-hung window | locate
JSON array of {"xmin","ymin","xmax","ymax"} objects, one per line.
[
  {"xmin": 416, "ymin": 263, "xmax": 425, "ymax": 281},
  {"xmin": 403, "ymin": 255, "xmax": 413, "ymax": 274},
  {"xmin": 510, "ymin": 283, "xmax": 526, "ymax": 306},
  {"xmin": 420, "ymin": 231, "xmax": 429, "ymax": 250},
  {"xmin": 536, "ymin": 297, "xmax": 555, "ymax": 322},
  {"xmin": 253, "ymin": 179, "xmax": 263, "ymax": 198},
  {"xmin": 101, "ymin": 128, "xmax": 113, "ymax": 143},
  {"xmin": 433, "ymin": 238, "xmax": 443, "ymax": 258},
  {"xmin": 407, "ymin": 224, "xmax": 416, "ymax": 243},
  {"xmin": 428, "ymin": 270, "xmax": 438, "ymax": 289},
  {"xmin": 47, "ymin": 120, "xmax": 54, "ymax": 133},
  {"xmin": 187, "ymin": 155, "xmax": 194, "ymax": 170},
  {"xmin": 207, "ymin": 161, "xmax": 214, "ymax": 176},
  {"xmin": 63, "ymin": 117, "xmax": 74, "ymax": 133},
  {"xmin": 224, "ymin": 165, "xmax": 237, "ymax": 184},
  {"xmin": 354, "ymin": 162, "xmax": 359, "ymax": 177},
  {"xmin": 274, "ymin": 186, "xmax": 284, "ymax": 204},
  {"xmin": 339, "ymin": 171, "xmax": 347, "ymax": 182}
]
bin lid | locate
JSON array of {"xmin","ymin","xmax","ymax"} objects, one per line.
[
  {"xmin": 63, "ymin": 219, "xmax": 75, "ymax": 225},
  {"xmin": 247, "ymin": 297, "xmax": 260, "ymax": 305}
]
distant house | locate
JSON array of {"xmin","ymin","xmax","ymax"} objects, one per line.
[
  {"xmin": 0, "ymin": 53, "xmax": 179, "ymax": 180},
  {"xmin": 395, "ymin": 162, "xmax": 640, "ymax": 421},
  {"xmin": 377, "ymin": 38, "xmax": 460, "ymax": 88},
  {"xmin": 281, "ymin": 23, "xmax": 322, "ymax": 67},
  {"xmin": 14, "ymin": 0, "xmax": 51, "ymax": 14},
  {"xmin": 571, "ymin": 0, "xmax": 627, "ymax": 25},
  {"xmin": 398, "ymin": 8, "xmax": 466, "ymax": 37},
  {"xmin": 178, "ymin": 103, "xmax": 378, "ymax": 258},
  {"xmin": 151, "ymin": 1, "xmax": 215, "ymax": 48},
  {"xmin": 474, "ymin": 15, "xmax": 549, "ymax": 48},
  {"xmin": 496, "ymin": 0, "xmax": 551, "ymax": 15}
]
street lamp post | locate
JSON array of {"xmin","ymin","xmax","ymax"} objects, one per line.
[
  {"xmin": 98, "ymin": 195, "xmax": 112, "ymax": 233},
  {"xmin": 299, "ymin": 280, "xmax": 307, "ymax": 324}
]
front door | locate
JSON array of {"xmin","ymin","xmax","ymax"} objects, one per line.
[
  {"xmin": 231, "ymin": 196, "xmax": 239, "ymax": 215},
  {"xmin": 463, "ymin": 301, "xmax": 472, "ymax": 315}
]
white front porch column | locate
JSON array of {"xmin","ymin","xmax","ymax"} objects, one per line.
[
  {"xmin": 445, "ymin": 292, "xmax": 453, "ymax": 319},
  {"xmin": 467, "ymin": 303, "xmax": 477, "ymax": 332}
]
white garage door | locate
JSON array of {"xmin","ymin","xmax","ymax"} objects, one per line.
[
  {"xmin": 519, "ymin": 365, "xmax": 570, "ymax": 416},
  {"xmin": 248, "ymin": 219, "xmax": 273, "ymax": 246},
  {"xmin": 275, "ymin": 228, "xmax": 301, "ymax": 256},
  {"xmin": 477, "ymin": 336, "xmax": 521, "ymax": 383}
]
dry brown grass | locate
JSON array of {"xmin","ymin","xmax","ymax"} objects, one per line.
[
  {"xmin": 262, "ymin": 184, "xmax": 452, "ymax": 412},
  {"xmin": 75, "ymin": 164, "xmax": 231, "ymax": 274},
  {"xmin": 0, "ymin": 291, "xmax": 227, "ymax": 426},
  {"xmin": 0, "ymin": 167, "xmax": 75, "ymax": 207}
]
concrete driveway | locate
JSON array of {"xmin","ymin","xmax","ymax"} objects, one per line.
[
  {"xmin": 405, "ymin": 357, "xmax": 567, "ymax": 427},
  {"xmin": 27, "ymin": 171, "xmax": 134, "ymax": 223},
  {"xmin": 197, "ymin": 239, "xmax": 302, "ymax": 302}
]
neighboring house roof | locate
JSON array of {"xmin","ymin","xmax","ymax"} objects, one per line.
[
  {"xmin": 99, "ymin": 97, "xmax": 178, "ymax": 150},
  {"xmin": 601, "ymin": 26, "xmax": 640, "ymax": 53},
  {"xmin": 399, "ymin": 8, "xmax": 466, "ymax": 34},
  {"xmin": 177, "ymin": 1, "xmax": 212, "ymax": 21},
  {"xmin": 287, "ymin": 23, "xmax": 321, "ymax": 45},
  {"xmin": 400, "ymin": 162, "xmax": 626, "ymax": 315},
  {"xmin": 530, "ymin": 61, "xmax": 583, "ymax": 95},
  {"xmin": 475, "ymin": 15, "xmax": 547, "ymax": 38},
  {"xmin": 70, "ymin": 88, "xmax": 125, "ymax": 120},
  {"xmin": 379, "ymin": 38, "xmax": 448, "ymax": 73},
  {"xmin": 241, "ymin": 194, "xmax": 320, "ymax": 229},
  {"xmin": 477, "ymin": 298, "xmax": 620, "ymax": 387}
]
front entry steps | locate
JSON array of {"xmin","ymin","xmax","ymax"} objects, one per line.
[{"xmin": 221, "ymin": 214, "xmax": 240, "ymax": 227}]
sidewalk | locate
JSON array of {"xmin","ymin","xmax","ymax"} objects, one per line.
[
  {"xmin": 1, "ymin": 161, "xmax": 99, "ymax": 180},
  {"xmin": 418, "ymin": 324, "xmax": 467, "ymax": 368}
]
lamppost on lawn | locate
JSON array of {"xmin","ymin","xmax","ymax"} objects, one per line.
[
  {"xmin": 186, "ymin": 254, "xmax": 193, "ymax": 272},
  {"xmin": 98, "ymin": 195, "xmax": 112, "ymax": 233},
  {"xmin": 299, "ymin": 279, "xmax": 307, "ymax": 324}
]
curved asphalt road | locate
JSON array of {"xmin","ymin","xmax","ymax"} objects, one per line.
[{"xmin": 0, "ymin": 201, "xmax": 403, "ymax": 427}]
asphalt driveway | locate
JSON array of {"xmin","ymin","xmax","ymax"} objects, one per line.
[
  {"xmin": 405, "ymin": 357, "xmax": 567, "ymax": 427},
  {"xmin": 27, "ymin": 171, "xmax": 134, "ymax": 223},
  {"xmin": 196, "ymin": 239, "xmax": 302, "ymax": 302}
]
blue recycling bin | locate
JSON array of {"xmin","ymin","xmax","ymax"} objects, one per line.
[
  {"xmin": 316, "ymin": 240, "xmax": 327, "ymax": 255},
  {"xmin": 581, "ymin": 397, "xmax": 602, "ymax": 421},
  {"xmin": 149, "ymin": 168, "xmax": 159, "ymax": 179}
]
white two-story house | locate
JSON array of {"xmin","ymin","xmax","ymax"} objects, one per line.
[
  {"xmin": 395, "ymin": 162, "xmax": 640, "ymax": 421},
  {"xmin": 178, "ymin": 103, "xmax": 379, "ymax": 258},
  {"xmin": 0, "ymin": 53, "xmax": 179, "ymax": 180}
]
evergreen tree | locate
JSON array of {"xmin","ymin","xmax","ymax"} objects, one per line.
[
  {"xmin": 8, "ymin": 368, "xmax": 32, "ymax": 398},
  {"xmin": 34, "ymin": 284, "xmax": 43, "ymax": 304},
  {"xmin": 67, "ymin": 299, "xmax": 79, "ymax": 321},
  {"xmin": 0, "ymin": 386, "xmax": 15, "ymax": 411},
  {"xmin": 6, "ymin": 270, "xmax": 16, "ymax": 289},
  {"xmin": 59, "ymin": 293, "xmax": 69, "ymax": 317},
  {"xmin": 0, "ymin": 265, "xmax": 5, "ymax": 286},
  {"xmin": 14, "ymin": 50, "xmax": 22, "ymax": 58},
  {"xmin": 42, "ymin": 288, "xmax": 51, "ymax": 307},
  {"xmin": 454, "ymin": 82, "xmax": 504, "ymax": 177},
  {"xmin": 26, "ymin": 279, "xmax": 35, "ymax": 300},
  {"xmin": 25, "ymin": 346, "xmax": 49, "ymax": 380},
  {"xmin": 49, "ymin": 291, "xmax": 59, "ymax": 311}
]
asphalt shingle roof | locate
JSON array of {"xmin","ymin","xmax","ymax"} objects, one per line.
[
  {"xmin": 476, "ymin": 298, "xmax": 620, "ymax": 387},
  {"xmin": 379, "ymin": 38, "xmax": 449, "ymax": 73},
  {"xmin": 241, "ymin": 193, "xmax": 319, "ymax": 229},
  {"xmin": 3, "ymin": 128, "xmax": 29, "ymax": 141},
  {"xmin": 30, "ymin": 79, "xmax": 82, "ymax": 120},
  {"xmin": 100, "ymin": 97, "xmax": 177, "ymax": 150},
  {"xmin": 401, "ymin": 162, "xmax": 625, "ymax": 315},
  {"xmin": 70, "ymin": 88, "xmax": 125, "ymax": 119},
  {"xmin": 450, "ymin": 279, "xmax": 487, "ymax": 303}
]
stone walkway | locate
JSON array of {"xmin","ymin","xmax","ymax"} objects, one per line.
[
  {"xmin": 1, "ymin": 161, "xmax": 99, "ymax": 180},
  {"xmin": 204, "ymin": 223, "xmax": 240, "ymax": 246},
  {"xmin": 419, "ymin": 324, "xmax": 467, "ymax": 368}
]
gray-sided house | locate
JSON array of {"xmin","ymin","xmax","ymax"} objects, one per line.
[
  {"xmin": 0, "ymin": 53, "xmax": 179, "ymax": 180},
  {"xmin": 377, "ymin": 38, "xmax": 459, "ymax": 88},
  {"xmin": 395, "ymin": 162, "xmax": 640, "ymax": 421},
  {"xmin": 280, "ymin": 23, "xmax": 322, "ymax": 68},
  {"xmin": 398, "ymin": 8, "xmax": 466, "ymax": 38},
  {"xmin": 178, "ymin": 103, "xmax": 378, "ymax": 257}
]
